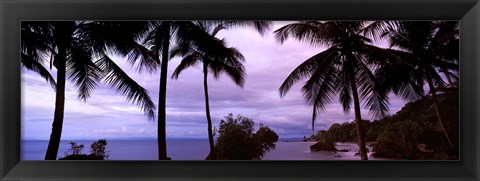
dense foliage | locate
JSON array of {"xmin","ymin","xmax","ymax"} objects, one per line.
[
  {"xmin": 214, "ymin": 114, "xmax": 279, "ymax": 160},
  {"xmin": 306, "ymin": 91, "xmax": 459, "ymax": 157}
]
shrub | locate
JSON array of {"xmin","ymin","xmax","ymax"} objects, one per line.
[
  {"xmin": 59, "ymin": 139, "xmax": 109, "ymax": 160},
  {"xmin": 214, "ymin": 114, "xmax": 279, "ymax": 160}
]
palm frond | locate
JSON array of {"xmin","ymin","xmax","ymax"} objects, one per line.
[
  {"xmin": 170, "ymin": 42, "xmax": 195, "ymax": 58},
  {"xmin": 364, "ymin": 45, "xmax": 425, "ymax": 101},
  {"xmin": 21, "ymin": 22, "xmax": 55, "ymax": 65},
  {"xmin": 274, "ymin": 21, "xmax": 328, "ymax": 47},
  {"xmin": 219, "ymin": 21, "xmax": 272, "ymax": 35},
  {"xmin": 80, "ymin": 21, "xmax": 159, "ymax": 73},
  {"xmin": 175, "ymin": 22, "xmax": 235, "ymax": 60},
  {"xmin": 96, "ymin": 54, "xmax": 156, "ymax": 120},
  {"xmin": 307, "ymin": 64, "xmax": 337, "ymax": 131},
  {"xmin": 279, "ymin": 46, "xmax": 339, "ymax": 97},
  {"xmin": 122, "ymin": 41, "xmax": 159, "ymax": 73},
  {"xmin": 211, "ymin": 24, "xmax": 226, "ymax": 37},
  {"xmin": 311, "ymin": 104, "xmax": 318, "ymax": 132},
  {"xmin": 66, "ymin": 44, "xmax": 102, "ymax": 101},
  {"xmin": 171, "ymin": 52, "xmax": 202, "ymax": 79},
  {"xmin": 143, "ymin": 22, "xmax": 172, "ymax": 58},
  {"xmin": 363, "ymin": 45, "xmax": 415, "ymax": 69},
  {"xmin": 171, "ymin": 22, "xmax": 246, "ymax": 88},
  {"xmin": 21, "ymin": 53, "xmax": 57, "ymax": 90},
  {"xmin": 431, "ymin": 21, "xmax": 459, "ymax": 47},
  {"xmin": 425, "ymin": 66, "xmax": 447, "ymax": 90},
  {"xmin": 356, "ymin": 61, "xmax": 390, "ymax": 118},
  {"xmin": 431, "ymin": 58, "xmax": 459, "ymax": 72},
  {"xmin": 337, "ymin": 69, "xmax": 352, "ymax": 114},
  {"xmin": 208, "ymin": 55, "xmax": 246, "ymax": 87},
  {"xmin": 362, "ymin": 21, "xmax": 398, "ymax": 42}
]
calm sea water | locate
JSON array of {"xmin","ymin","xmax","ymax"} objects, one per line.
[{"xmin": 22, "ymin": 140, "xmax": 385, "ymax": 160}]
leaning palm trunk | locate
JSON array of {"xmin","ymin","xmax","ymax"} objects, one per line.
[
  {"xmin": 44, "ymin": 47, "xmax": 67, "ymax": 160},
  {"xmin": 425, "ymin": 74, "xmax": 455, "ymax": 150},
  {"xmin": 350, "ymin": 70, "xmax": 368, "ymax": 160},
  {"xmin": 203, "ymin": 63, "xmax": 216, "ymax": 160},
  {"xmin": 157, "ymin": 23, "xmax": 171, "ymax": 160}
]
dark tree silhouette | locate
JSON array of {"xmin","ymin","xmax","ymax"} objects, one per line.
[
  {"xmin": 170, "ymin": 22, "xmax": 246, "ymax": 160},
  {"xmin": 21, "ymin": 21, "xmax": 156, "ymax": 160},
  {"xmin": 382, "ymin": 21, "xmax": 459, "ymax": 150},
  {"xmin": 214, "ymin": 114, "xmax": 278, "ymax": 160},
  {"xmin": 274, "ymin": 21, "xmax": 420, "ymax": 160},
  {"xmin": 142, "ymin": 21, "xmax": 271, "ymax": 160}
]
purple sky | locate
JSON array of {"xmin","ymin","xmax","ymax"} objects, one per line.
[{"xmin": 21, "ymin": 21, "xmax": 408, "ymax": 140}]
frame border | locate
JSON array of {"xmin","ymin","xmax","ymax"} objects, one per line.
[{"xmin": 1, "ymin": 0, "xmax": 479, "ymax": 180}]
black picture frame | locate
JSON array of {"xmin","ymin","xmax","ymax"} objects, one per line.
[{"xmin": 1, "ymin": 0, "xmax": 478, "ymax": 180}]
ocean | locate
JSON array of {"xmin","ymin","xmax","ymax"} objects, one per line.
[{"xmin": 22, "ymin": 140, "xmax": 385, "ymax": 160}]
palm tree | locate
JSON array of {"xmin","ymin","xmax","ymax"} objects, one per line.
[
  {"xmin": 274, "ymin": 21, "xmax": 420, "ymax": 160},
  {"xmin": 170, "ymin": 22, "xmax": 246, "ymax": 160},
  {"xmin": 142, "ymin": 21, "xmax": 271, "ymax": 160},
  {"xmin": 21, "ymin": 21, "xmax": 157, "ymax": 160},
  {"xmin": 381, "ymin": 21, "xmax": 459, "ymax": 150}
]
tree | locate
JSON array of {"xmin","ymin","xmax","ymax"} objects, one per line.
[
  {"xmin": 214, "ymin": 114, "xmax": 278, "ymax": 160},
  {"xmin": 274, "ymin": 21, "xmax": 419, "ymax": 160},
  {"xmin": 21, "ymin": 21, "xmax": 156, "ymax": 160},
  {"xmin": 142, "ymin": 21, "xmax": 271, "ymax": 160},
  {"xmin": 170, "ymin": 22, "xmax": 246, "ymax": 160},
  {"xmin": 60, "ymin": 139, "xmax": 109, "ymax": 160},
  {"xmin": 90, "ymin": 139, "xmax": 108, "ymax": 159},
  {"xmin": 255, "ymin": 124, "xmax": 280, "ymax": 154},
  {"xmin": 381, "ymin": 21, "xmax": 459, "ymax": 150}
]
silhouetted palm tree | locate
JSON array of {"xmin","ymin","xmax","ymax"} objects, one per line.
[
  {"xmin": 274, "ymin": 21, "xmax": 419, "ymax": 160},
  {"xmin": 21, "ymin": 21, "xmax": 156, "ymax": 160},
  {"xmin": 170, "ymin": 22, "xmax": 246, "ymax": 160},
  {"xmin": 142, "ymin": 21, "xmax": 271, "ymax": 160},
  {"xmin": 382, "ymin": 21, "xmax": 459, "ymax": 150}
]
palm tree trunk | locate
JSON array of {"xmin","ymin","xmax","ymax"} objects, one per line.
[
  {"xmin": 425, "ymin": 74, "xmax": 455, "ymax": 150},
  {"xmin": 350, "ymin": 70, "xmax": 368, "ymax": 160},
  {"xmin": 158, "ymin": 22, "xmax": 170, "ymax": 160},
  {"xmin": 44, "ymin": 47, "xmax": 66, "ymax": 160},
  {"xmin": 203, "ymin": 63, "xmax": 216, "ymax": 160}
]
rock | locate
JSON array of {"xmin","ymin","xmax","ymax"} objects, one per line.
[
  {"xmin": 334, "ymin": 155, "xmax": 342, "ymax": 158},
  {"xmin": 310, "ymin": 141, "xmax": 338, "ymax": 152}
]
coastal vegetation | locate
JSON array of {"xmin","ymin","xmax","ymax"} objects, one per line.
[
  {"xmin": 213, "ymin": 114, "xmax": 279, "ymax": 160},
  {"xmin": 305, "ymin": 90, "xmax": 458, "ymax": 159},
  {"xmin": 59, "ymin": 139, "xmax": 109, "ymax": 160}
]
